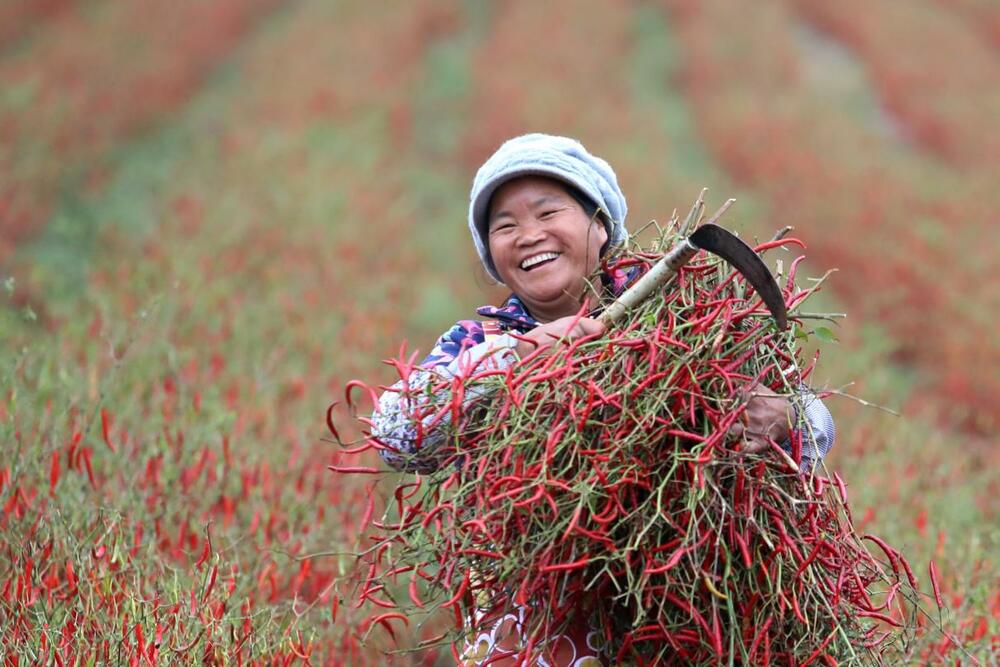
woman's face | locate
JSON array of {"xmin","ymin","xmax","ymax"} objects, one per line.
[{"xmin": 487, "ymin": 176, "xmax": 608, "ymax": 322}]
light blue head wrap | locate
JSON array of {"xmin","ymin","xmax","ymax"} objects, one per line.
[{"xmin": 468, "ymin": 133, "xmax": 629, "ymax": 282}]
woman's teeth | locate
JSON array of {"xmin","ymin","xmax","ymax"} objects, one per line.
[{"xmin": 520, "ymin": 252, "xmax": 560, "ymax": 270}]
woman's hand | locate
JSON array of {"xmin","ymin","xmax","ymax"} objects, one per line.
[
  {"xmin": 728, "ymin": 386, "xmax": 793, "ymax": 454},
  {"xmin": 514, "ymin": 316, "xmax": 606, "ymax": 359}
]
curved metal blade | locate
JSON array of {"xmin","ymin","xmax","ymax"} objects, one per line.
[{"xmin": 689, "ymin": 224, "xmax": 787, "ymax": 330}]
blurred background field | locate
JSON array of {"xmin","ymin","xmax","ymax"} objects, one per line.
[{"xmin": 0, "ymin": 0, "xmax": 996, "ymax": 663}]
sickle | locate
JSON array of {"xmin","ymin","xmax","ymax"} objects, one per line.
[{"xmin": 598, "ymin": 224, "xmax": 787, "ymax": 330}]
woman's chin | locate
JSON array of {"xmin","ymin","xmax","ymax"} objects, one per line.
[{"xmin": 519, "ymin": 285, "xmax": 578, "ymax": 313}]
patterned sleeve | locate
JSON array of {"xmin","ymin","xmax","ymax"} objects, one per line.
[
  {"xmin": 791, "ymin": 388, "xmax": 836, "ymax": 471},
  {"xmin": 372, "ymin": 322, "xmax": 520, "ymax": 473}
]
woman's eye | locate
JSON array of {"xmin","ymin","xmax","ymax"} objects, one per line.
[
  {"xmin": 540, "ymin": 210, "xmax": 559, "ymax": 219},
  {"xmin": 491, "ymin": 223, "xmax": 514, "ymax": 234}
]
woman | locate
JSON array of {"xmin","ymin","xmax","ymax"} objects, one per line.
[{"xmin": 372, "ymin": 134, "xmax": 835, "ymax": 665}]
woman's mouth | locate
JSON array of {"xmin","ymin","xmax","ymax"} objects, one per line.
[{"xmin": 520, "ymin": 252, "xmax": 560, "ymax": 271}]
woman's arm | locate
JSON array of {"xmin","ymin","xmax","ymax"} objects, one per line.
[
  {"xmin": 372, "ymin": 324, "xmax": 521, "ymax": 473},
  {"xmin": 375, "ymin": 320, "xmax": 836, "ymax": 473},
  {"xmin": 373, "ymin": 315, "xmax": 605, "ymax": 473}
]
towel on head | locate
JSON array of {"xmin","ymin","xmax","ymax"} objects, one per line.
[{"xmin": 469, "ymin": 133, "xmax": 629, "ymax": 282}]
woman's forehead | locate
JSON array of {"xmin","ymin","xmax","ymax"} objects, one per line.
[{"xmin": 489, "ymin": 176, "xmax": 570, "ymax": 216}]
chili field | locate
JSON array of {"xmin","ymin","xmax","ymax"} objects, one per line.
[{"xmin": 1, "ymin": 1, "xmax": 996, "ymax": 663}]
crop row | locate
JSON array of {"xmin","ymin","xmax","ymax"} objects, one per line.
[
  {"xmin": 663, "ymin": 0, "xmax": 1000, "ymax": 436},
  {"xmin": 934, "ymin": 0, "xmax": 1000, "ymax": 51},
  {"xmin": 2, "ymin": 0, "xmax": 464, "ymax": 662},
  {"xmin": 790, "ymin": 0, "xmax": 1000, "ymax": 169},
  {"xmin": 0, "ymin": 0, "xmax": 76, "ymax": 51},
  {"xmin": 0, "ymin": 0, "xmax": 281, "ymax": 262}
]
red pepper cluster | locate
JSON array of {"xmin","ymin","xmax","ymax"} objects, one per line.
[{"xmin": 337, "ymin": 234, "xmax": 920, "ymax": 664}]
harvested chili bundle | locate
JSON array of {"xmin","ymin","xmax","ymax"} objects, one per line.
[{"xmin": 332, "ymin": 198, "xmax": 920, "ymax": 665}]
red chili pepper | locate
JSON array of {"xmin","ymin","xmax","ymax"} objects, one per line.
[
  {"xmin": 832, "ymin": 472, "xmax": 849, "ymax": 504},
  {"xmin": 883, "ymin": 580, "xmax": 902, "ymax": 610},
  {"xmin": 359, "ymin": 486, "xmax": 376, "ymax": 535},
  {"xmin": 662, "ymin": 590, "xmax": 718, "ymax": 656},
  {"xmin": 327, "ymin": 465, "xmax": 381, "ymax": 474},
  {"xmin": 850, "ymin": 570, "xmax": 878, "ymax": 612},
  {"xmin": 831, "ymin": 563, "xmax": 846, "ymax": 607},
  {"xmin": 646, "ymin": 546, "xmax": 688, "ymax": 575},
  {"xmin": 754, "ymin": 237, "xmax": 807, "ymax": 253},
  {"xmin": 458, "ymin": 548, "xmax": 502, "ymax": 560},
  {"xmin": 526, "ymin": 367, "xmax": 569, "ymax": 384},
  {"xmin": 710, "ymin": 603, "xmax": 723, "ymax": 657},
  {"xmin": 100, "ymin": 409, "xmax": 115, "ymax": 453},
  {"xmin": 590, "ymin": 496, "xmax": 619, "ymax": 526},
  {"xmin": 404, "ymin": 573, "xmax": 425, "ymax": 610},
  {"xmin": 785, "ymin": 254, "xmax": 808, "ymax": 289},
  {"xmin": 800, "ymin": 628, "xmax": 837, "ymax": 667},
  {"xmin": 370, "ymin": 611, "xmax": 409, "ymax": 637},
  {"xmin": 490, "ymin": 484, "xmax": 531, "ymax": 503},
  {"xmin": 346, "ymin": 377, "xmax": 378, "ymax": 404},
  {"xmin": 513, "ymin": 486, "xmax": 548, "ymax": 509},
  {"xmin": 928, "ymin": 560, "xmax": 943, "ymax": 611},
  {"xmin": 790, "ymin": 588, "xmax": 807, "ymax": 624},
  {"xmin": 571, "ymin": 524, "xmax": 617, "ymax": 551},
  {"xmin": 325, "ymin": 402, "xmax": 342, "ymax": 443},
  {"xmin": 561, "ymin": 503, "xmax": 584, "ymax": 542},
  {"xmin": 862, "ymin": 630, "xmax": 892, "ymax": 649},
  {"xmin": 288, "ymin": 632, "xmax": 311, "ymax": 658},
  {"xmin": 202, "ymin": 564, "xmax": 218, "ymax": 603},
  {"xmin": 48, "ymin": 451, "xmax": 60, "ymax": 495},
  {"xmin": 629, "ymin": 371, "xmax": 671, "ymax": 399},
  {"xmin": 195, "ymin": 538, "xmax": 210, "ymax": 569},
  {"xmin": 897, "ymin": 552, "xmax": 919, "ymax": 590},
  {"xmin": 856, "ymin": 610, "xmax": 902, "ymax": 627},
  {"xmin": 861, "ymin": 534, "xmax": 900, "ymax": 578},
  {"xmin": 361, "ymin": 592, "xmax": 396, "ymax": 609},
  {"xmin": 81, "ymin": 448, "xmax": 96, "ymax": 489},
  {"xmin": 422, "ymin": 503, "xmax": 458, "ymax": 532},
  {"xmin": 794, "ymin": 540, "xmax": 825, "ymax": 579},
  {"xmin": 686, "ymin": 300, "xmax": 727, "ymax": 332},
  {"xmin": 540, "ymin": 556, "xmax": 590, "ymax": 573},
  {"xmin": 441, "ymin": 569, "xmax": 470, "ymax": 609},
  {"xmin": 734, "ymin": 531, "xmax": 752, "ymax": 569},
  {"xmin": 722, "ymin": 331, "xmax": 773, "ymax": 372}
]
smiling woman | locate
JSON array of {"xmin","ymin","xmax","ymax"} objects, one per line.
[
  {"xmin": 486, "ymin": 177, "xmax": 607, "ymax": 325},
  {"xmin": 370, "ymin": 134, "xmax": 836, "ymax": 665}
]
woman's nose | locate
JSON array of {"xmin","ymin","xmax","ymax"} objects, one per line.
[{"xmin": 514, "ymin": 219, "xmax": 546, "ymax": 246}]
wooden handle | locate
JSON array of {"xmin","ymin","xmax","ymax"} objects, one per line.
[{"xmin": 598, "ymin": 238, "xmax": 700, "ymax": 326}]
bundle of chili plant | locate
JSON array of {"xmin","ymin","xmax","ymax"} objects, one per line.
[{"xmin": 332, "ymin": 197, "xmax": 921, "ymax": 665}]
